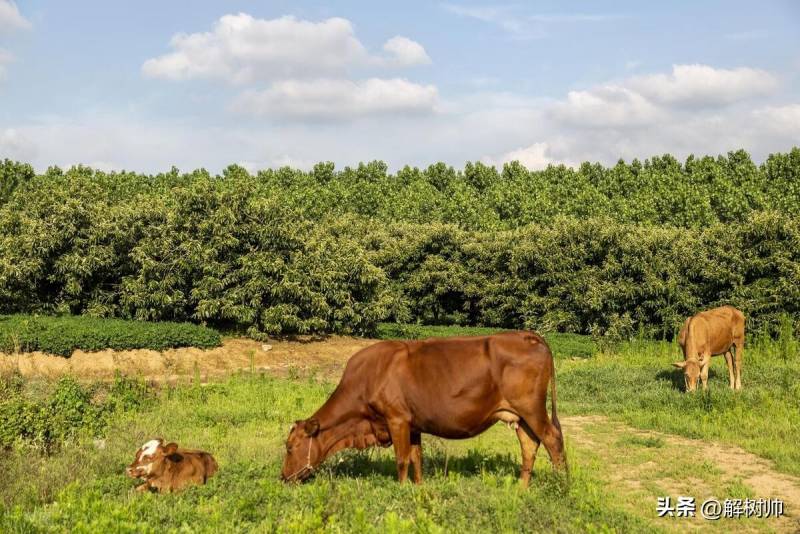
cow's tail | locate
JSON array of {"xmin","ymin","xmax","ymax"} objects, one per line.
[
  {"xmin": 549, "ymin": 354, "xmax": 561, "ymax": 434},
  {"xmin": 549, "ymin": 352, "xmax": 569, "ymax": 483}
]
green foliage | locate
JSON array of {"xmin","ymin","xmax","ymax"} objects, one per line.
[
  {"xmin": 0, "ymin": 166, "xmax": 393, "ymax": 337},
  {"xmin": 0, "ymin": 373, "xmax": 152, "ymax": 450},
  {"xmin": 0, "ymin": 315, "xmax": 221, "ymax": 357},
  {"xmin": 1, "ymin": 149, "xmax": 800, "ymax": 337},
  {"xmin": 367, "ymin": 214, "xmax": 800, "ymax": 336},
  {"xmin": 0, "ymin": 159, "xmax": 35, "ymax": 205}
]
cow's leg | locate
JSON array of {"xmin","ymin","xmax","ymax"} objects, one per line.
[
  {"xmin": 700, "ymin": 353, "xmax": 710, "ymax": 390},
  {"xmin": 724, "ymin": 351, "xmax": 735, "ymax": 389},
  {"xmin": 515, "ymin": 422, "xmax": 540, "ymax": 488},
  {"xmin": 409, "ymin": 432, "xmax": 423, "ymax": 484},
  {"xmin": 388, "ymin": 420, "xmax": 412, "ymax": 483},
  {"xmin": 514, "ymin": 404, "xmax": 565, "ymax": 472},
  {"xmin": 734, "ymin": 342, "xmax": 744, "ymax": 390}
]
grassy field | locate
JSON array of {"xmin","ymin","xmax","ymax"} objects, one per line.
[
  {"xmin": 557, "ymin": 336, "xmax": 800, "ymax": 478},
  {"xmin": 1, "ymin": 325, "xmax": 799, "ymax": 532}
]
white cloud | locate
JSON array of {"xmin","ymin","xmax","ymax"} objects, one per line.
[
  {"xmin": 231, "ymin": 78, "xmax": 438, "ymax": 120},
  {"xmin": 725, "ymin": 30, "xmax": 767, "ymax": 41},
  {"xmin": 547, "ymin": 64, "xmax": 779, "ymax": 133},
  {"xmin": 4, "ymin": 64, "xmax": 797, "ymax": 177},
  {"xmin": 0, "ymin": 116, "xmax": 259, "ymax": 172},
  {"xmin": 0, "ymin": 0, "xmax": 30, "ymax": 34},
  {"xmin": 240, "ymin": 155, "xmax": 316, "ymax": 172},
  {"xmin": 624, "ymin": 60, "xmax": 641, "ymax": 71},
  {"xmin": 0, "ymin": 127, "xmax": 36, "ymax": 160},
  {"xmin": 442, "ymin": 4, "xmax": 543, "ymax": 39},
  {"xmin": 752, "ymin": 104, "xmax": 800, "ymax": 136},
  {"xmin": 142, "ymin": 13, "xmax": 430, "ymax": 84},
  {"xmin": 382, "ymin": 36, "xmax": 431, "ymax": 67},
  {"xmin": 629, "ymin": 64, "xmax": 778, "ymax": 107},
  {"xmin": 477, "ymin": 64, "xmax": 793, "ymax": 168},
  {"xmin": 551, "ymin": 85, "xmax": 663, "ymax": 128},
  {"xmin": 483, "ymin": 142, "xmax": 572, "ymax": 170}
]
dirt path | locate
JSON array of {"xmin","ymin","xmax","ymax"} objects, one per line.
[
  {"xmin": 3, "ymin": 337, "xmax": 799, "ymax": 531},
  {"xmin": 563, "ymin": 415, "xmax": 800, "ymax": 533},
  {"xmin": 0, "ymin": 336, "xmax": 372, "ymax": 383}
]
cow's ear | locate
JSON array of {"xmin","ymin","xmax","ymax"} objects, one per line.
[
  {"xmin": 672, "ymin": 361, "xmax": 686, "ymax": 369},
  {"xmin": 304, "ymin": 418, "xmax": 320, "ymax": 437},
  {"xmin": 163, "ymin": 442, "xmax": 179, "ymax": 455}
]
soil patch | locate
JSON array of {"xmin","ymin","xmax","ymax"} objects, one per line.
[
  {"xmin": 0, "ymin": 336, "xmax": 375, "ymax": 383},
  {"xmin": 564, "ymin": 415, "xmax": 800, "ymax": 533}
]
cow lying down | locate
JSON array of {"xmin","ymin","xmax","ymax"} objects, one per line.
[
  {"xmin": 126, "ymin": 439, "xmax": 218, "ymax": 493},
  {"xmin": 281, "ymin": 331, "xmax": 567, "ymax": 487}
]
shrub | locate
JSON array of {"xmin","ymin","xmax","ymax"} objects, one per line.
[
  {"xmin": 0, "ymin": 150, "xmax": 799, "ymax": 338},
  {"xmin": 0, "ymin": 315, "xmax": 221, "ymax": 357},
  {"xmin": 0, "ymin": 373, "xmax": 152, "ymax": 450}
]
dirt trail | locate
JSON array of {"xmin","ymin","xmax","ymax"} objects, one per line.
[
  {"xmin": 3, "ymin": 337, "xmax": 799, "ymax": 531},
  {"xmin": 563, "ymin": 415, "xmax": 800, "ymax": 533},
  {"xmin": 0, "ymin": 336, "xmax": 372, "ymax": 383}
]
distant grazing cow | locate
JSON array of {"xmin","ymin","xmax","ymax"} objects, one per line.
[
  {"xmin": 673, "ymin": 306, "xmax": 745, "ymax": 392},
  {"xmin": 280, "ymin": 331, "xmax": 566, "ymax": 486},
  {"xmin": 126, "ymin": 439, "xmax": 218, "ymax": 493}
]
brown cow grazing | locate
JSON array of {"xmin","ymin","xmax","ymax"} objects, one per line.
[
  {"xmin": 673, "ymin": 306, "xmax": 745, "ymax": 392},
  {"xmin": 126, "ymin": 439, "xmax": 218, "ymax": 493},
  {"xmin": 280, "ymin": 331, "xmax": 566, "ymax": 487}
]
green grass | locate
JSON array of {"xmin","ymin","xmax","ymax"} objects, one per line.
[
  {"xmin": 1, "ymin": 324, "xmax": 798, "ymax": 532},
  {"xmin": 0, "ymin": 314, "xmax": 222, "ymax": 357},
  {"xmin": 0, "ymin": 374, "xmax": 653, "ymax": 533},
  {"xmin": 557, "ymin": 336, "xmax": 800, "ymax": 477}
]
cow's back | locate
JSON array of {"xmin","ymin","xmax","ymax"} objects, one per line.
[
  {"xmin": 685, "ymin": 306, "xmax": 745, "ymax": 356},
  {"xmin": 374, "ymin": 331, "xmax": 552, "ymax": 438}
]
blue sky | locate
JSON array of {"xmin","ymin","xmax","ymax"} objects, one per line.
[{"xmin": 1, "ymin": 1, "xmax": 799, "ymax": 172}]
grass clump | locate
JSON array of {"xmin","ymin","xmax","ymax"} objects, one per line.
[{"xmin": 0, "ymin": 314, "xmax": 222, "ymax": 357}]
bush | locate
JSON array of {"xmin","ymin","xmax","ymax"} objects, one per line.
[
  {"xmin": 0, "ymin": 373, "xmax": 153, "ymax": 450},
  {"xmin": 0, "ymin": 151, "xmax": 799, "ymax": 338},
  {"xmin": 0, "ymin": 315, "xmax": 221, "ymax": 357}
]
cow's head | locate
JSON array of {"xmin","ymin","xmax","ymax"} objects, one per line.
[
  {"xmin": 280, "ymin": 418, "xmax": 322, "ymax": 483},
  {"xmin": 672, "ymin": 359, "xmax": 701, "ymax": 392},
  {"xmin": 126, "ymin": 438, "xmax": 180, "ymax": 479}
]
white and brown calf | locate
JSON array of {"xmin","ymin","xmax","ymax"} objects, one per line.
[{"xmin": 126, "ymin": 439, "xmax": 218, "ymax": 493}]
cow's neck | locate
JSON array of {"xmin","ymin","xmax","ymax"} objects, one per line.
[
  {"xmin": 311, "ymin": 389, "xmax": 373, "ymax": 463},
  {"xmin": 318, "ymin": 420, "xmax": 376, "ymax": 462}
]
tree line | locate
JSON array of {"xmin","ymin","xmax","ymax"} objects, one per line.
[{"xmin": 0, "ymin": 149, "xmax": 798, "ymax": 338}]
